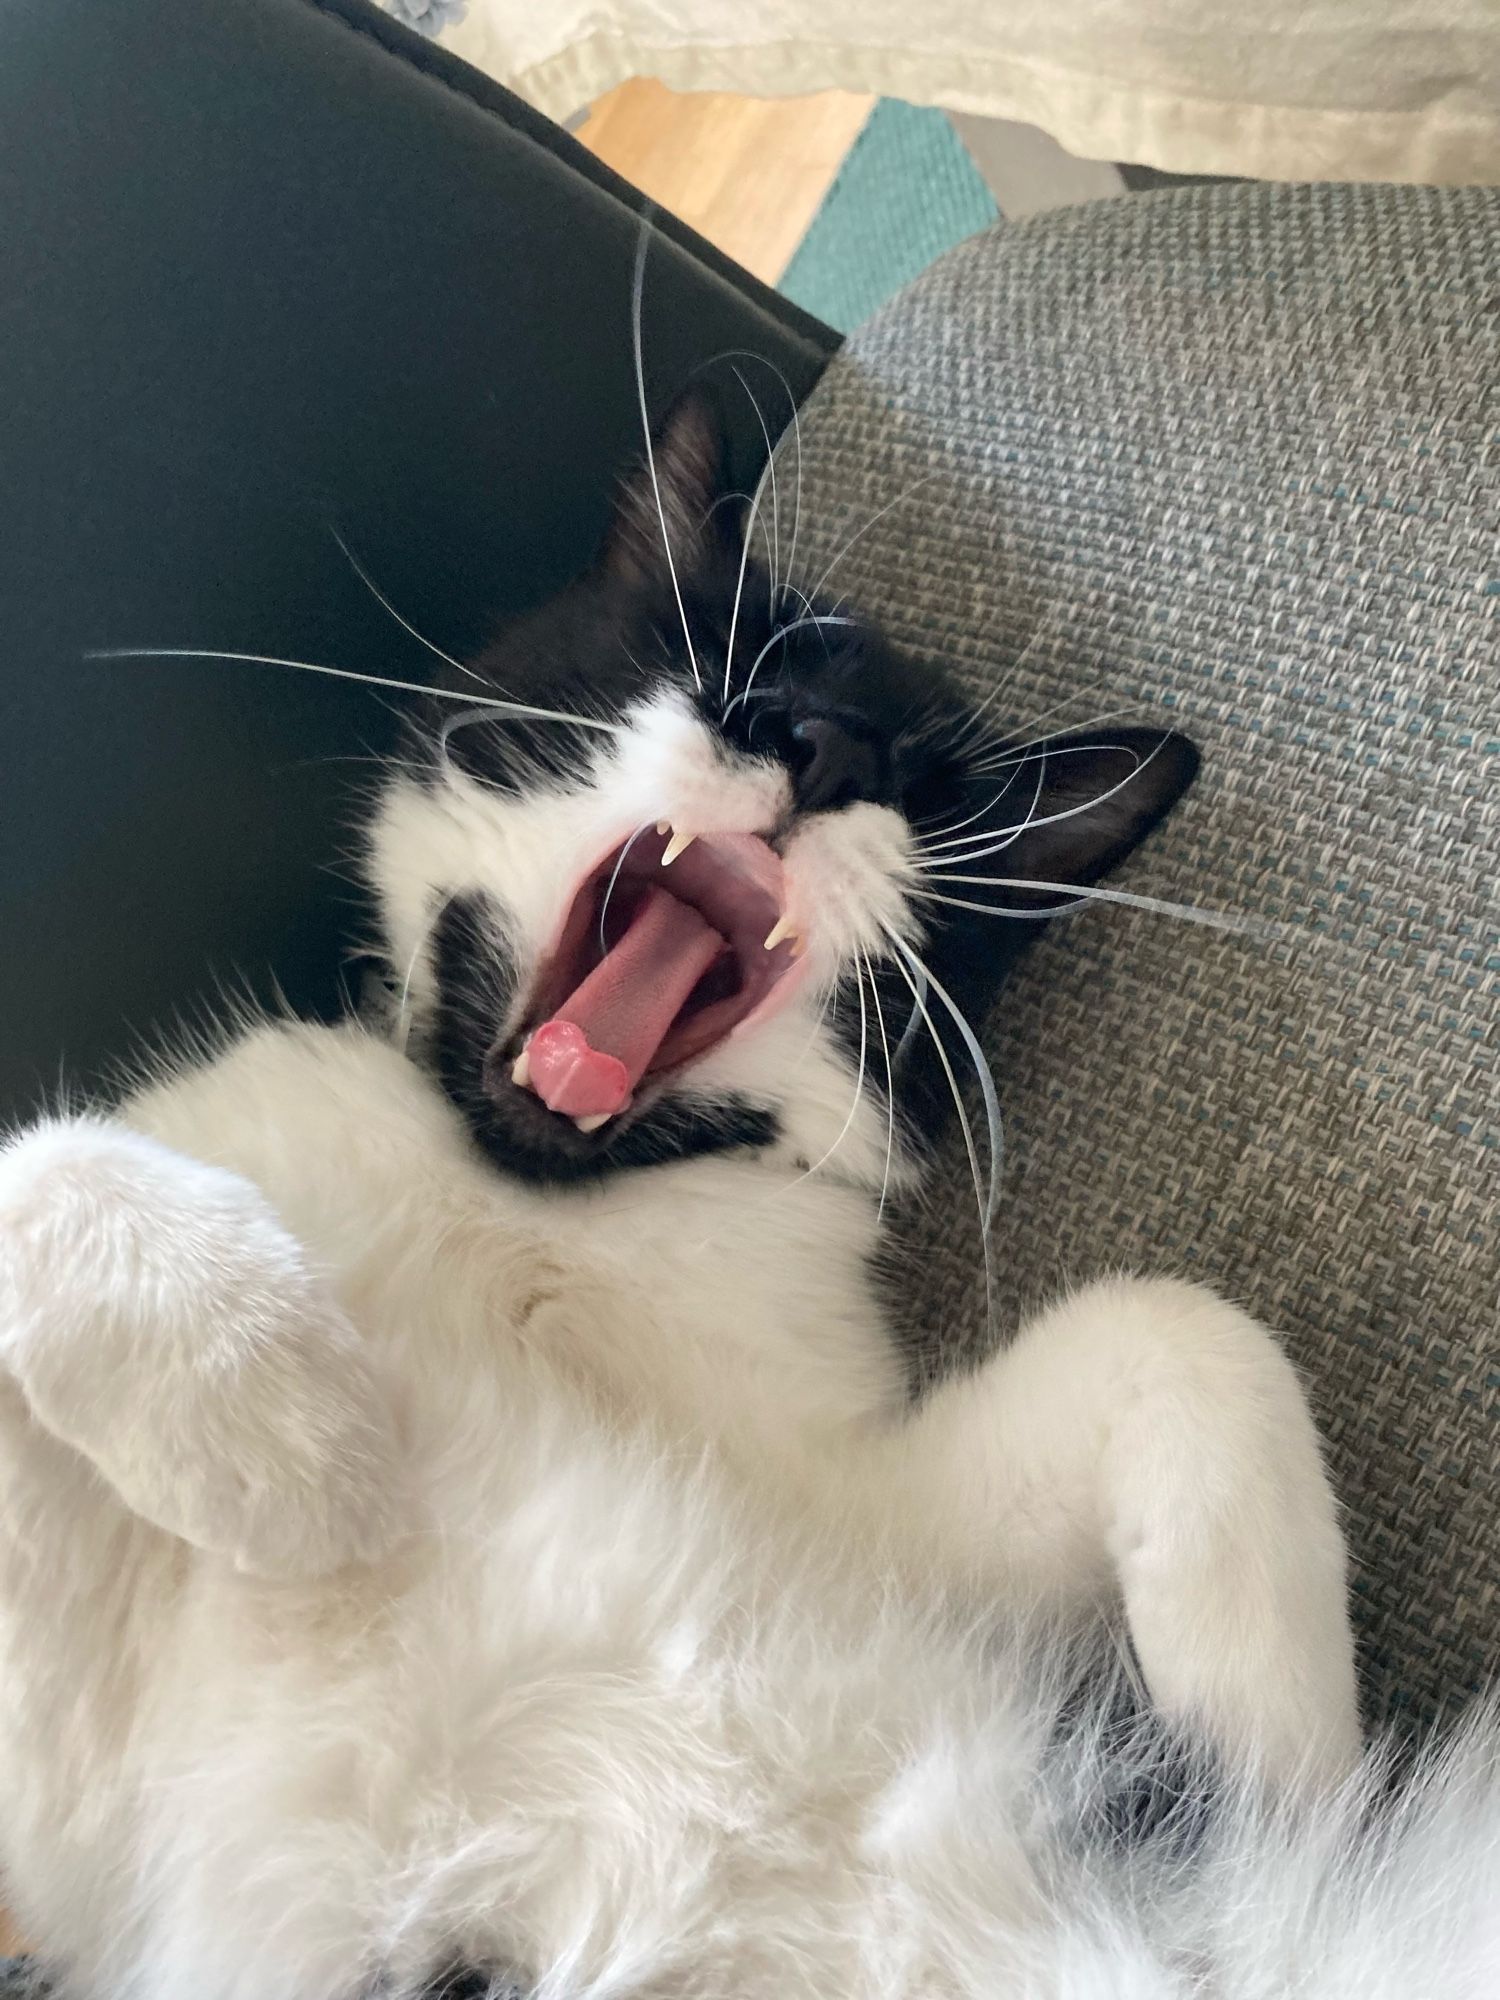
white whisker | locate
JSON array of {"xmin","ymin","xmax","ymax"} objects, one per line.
[
  {"xmin": 776, "ymin": 580, "xmax": 844, "ymax": 668},
  {"xmin": 437, "ymin": 705, "xmax": 503, "ymax": 760},
  {"xmin": 914, "ymin": 879, "xmax": 1269, "ymax": 933},
  {"xmin": 723, "ymin": 614, "xmax": 857, "ymax": 719},
  {"xmin": 782, "ymin": 382, "xmax": 804, "ymax": 610},
  {"xmin": 861, "ymin": 947, "xmax": 898, "ymax": 1224},
  {"xmin": 785, "ymin": 960, "xmax": 869, "ymax": 1194},
  {"xmin": 893, "ymin": 959, "xmax": 929, "ymax": 1069},
  {"xmin": 969, "ymin": 703, "xmax": 1136, "ymax": 770},
  {"xmin": 955, "ymin": 737, "xmax": 1149, "ymax": 794},
  {"xmin": 394, "ymin": 903, "xmax": 446, "ymax": 1052},
  {"xmin": 877, "ymin": 925, "xmax": 996, "ymax": 1341},
  {"xmin": 721, "ymin": 518, "xmax": 758, "ymax": 713},
  {"xmin": 731, "ymin": 366, "xmax": 780, "ymax": 614},
  {"xmin": 942, "ymin": 683, "xmax": 1012, "ymax": 762},
  {"xmin": 709, "ymin": 348, "xmax": 803, "ymax": 610},
  {"xmin": 719, "ymin": 465, "xmax": 767, "ymax": 711},
  {"xmin": 920, "ymin": 737, "xmax": 1170, "ymax": 864},
  {"xmin": 84, "ymin": 648, "xmax": 622, "ymax": 732},
  {"xmin": 598, "ymin": 824, "xmax": 653, "ymax": 956},
  {"xmin": 940, "ymin": 606, "xmax": 1066, "ymax": 763},
  {"xmin": 957, "ymin": 643, "xmax": 1112, "ymax": 751},
  {"xmin": 631, "ymin": 217, "xmax": 703, "ymax": 695},
  {"xmin": 912, "ymin": 888, "xmax": 1092, "ymax": 923},
  {"xmin": 329, "ymin": 527, "xmax": 488, "ymax": 687},
  {"xmin": 802, "ymin": 473, "xmax": 934, "ymax": 604},
  {"xmin": 911, "ymin": 761, "xmax": 1032, "ymax": 846},
  {"xmin": 881, "ymin": 926, "xmax": 1003, "ymax": 1227},
  {"xmin": 918, "ymin": 759, "xmax": 1047, "ymax": 863}
]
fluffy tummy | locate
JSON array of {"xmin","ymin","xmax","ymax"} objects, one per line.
[
  {"xmin": 0, "ymin": 1113, "xmax": 1088, "ymax": 1996},
  {"xmin": 0, "ymin": 1059, "xmax": 1365, "ymax": 1997}
]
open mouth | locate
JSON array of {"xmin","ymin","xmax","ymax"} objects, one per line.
[{"xmin": 497, "ymin": 824, "xmax": 805, "ymax": 1134}]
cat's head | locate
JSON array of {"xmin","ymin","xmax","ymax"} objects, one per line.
[{"xmin": 368, "ymin": 393, "xmax": 1198, "ymax": 1190}]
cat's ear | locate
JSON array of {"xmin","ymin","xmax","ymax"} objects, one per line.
[
  {"xmin": 600, "ymin": 388, "xmax": 732, "ymax": 590},
  {"xmin": 966, "ymin": 728, "xmax": 1201, "ymax": 897}
]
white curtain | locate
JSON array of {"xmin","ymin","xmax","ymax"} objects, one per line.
[{"xmin": 424, "ymin": 0, "xmax": 1500, "ymax": 185}]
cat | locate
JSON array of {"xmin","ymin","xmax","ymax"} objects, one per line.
[{"xmin": 0, "ymin": 390, "xmax": 1491, "ymax": 2000}]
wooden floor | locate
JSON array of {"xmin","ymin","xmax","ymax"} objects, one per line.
[{"xmin": 579, "ymin": 79, "xmax": 873, "ymax": 285}]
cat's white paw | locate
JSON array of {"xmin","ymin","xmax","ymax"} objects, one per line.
[
  {"xmin": 0, "ymin": 1119, "xmax": 403, "ymax": 1580},
  {"xmin": 898, "ymin": 1271, "xmax": 1363, "ymax": 1788},
  {"xmin": 1093, "ymin": 1277, "xmax": 1361, "ymax": 1788}
]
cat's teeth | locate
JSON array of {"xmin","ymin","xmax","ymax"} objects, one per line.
[
  {"xmin": 660, "ymin": 829, "xmax": 696, "ymax": 866},
  {"xmin": 655, "ymin": 820, "xmax": 671, "ymax": 835},
  {"xmin": 763, "ymin": 915, "xmax": 802, "ymax": 954},
  {"xmin": 511, "ymin": 1047, "xmax": 532, "ymax": 1089},
  {"xmin": 574, "ymin": 1112, "xmax": 610, "ymax": 1134}
]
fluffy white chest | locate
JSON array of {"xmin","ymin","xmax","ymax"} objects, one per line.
[{"xmin": 130, "ymin": 1023, "xmax": 905, "ymax": 1479}]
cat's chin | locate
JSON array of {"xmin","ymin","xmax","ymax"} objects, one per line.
[
  {"xmin": 482, "ymin": 821, "xmax": 809, "ymax": 1145},
  {"xmin": 447, "ymin": 1054, "xmax": 782, "ymax": 1186}
]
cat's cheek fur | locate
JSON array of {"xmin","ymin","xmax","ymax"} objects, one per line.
[{"xmin": 779, "ymin": 799, "xmax": 924, "ymax": 981}]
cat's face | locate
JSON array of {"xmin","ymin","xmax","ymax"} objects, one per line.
[{"xmin": 369, "ymin": 395, "xmax": 1198, "ymax": 1190}]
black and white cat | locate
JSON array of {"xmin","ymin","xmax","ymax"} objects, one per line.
[{"xmin": 0, "ymin": 395, "xmax": 1492, "ymax": 1999}]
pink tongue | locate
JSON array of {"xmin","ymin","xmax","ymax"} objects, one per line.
[{"xmin": 527, "ymin": 886, "xmax": 725, "ymax": 1119}]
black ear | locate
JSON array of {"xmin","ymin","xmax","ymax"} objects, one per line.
[
  {"xmin": 963, "ymin": 728, "xmax": 1201, "ymax": 900},
  {"xmin": 600, "ymin": 388, "xmax": 733, "ymax": 590}
]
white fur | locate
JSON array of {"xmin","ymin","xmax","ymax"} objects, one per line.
[{"xmin": 0, "ymin": 699, "xmax": 1488, "ymax": 1999}]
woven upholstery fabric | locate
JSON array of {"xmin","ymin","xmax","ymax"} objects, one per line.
[{"xmin": 790, "ymin": 182, "xmax": 1499, "ymax": 1727}]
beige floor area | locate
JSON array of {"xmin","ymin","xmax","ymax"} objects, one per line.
[
  {"xmin": 578, "ymin": 82, "xmax": 1129, "ymax": 282},
  {"xmin": 579, "ymin": 79, "xmax": 874, "ymax": 284}
]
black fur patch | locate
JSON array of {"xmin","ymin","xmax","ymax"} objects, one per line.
[
  {"xmin": 431, "ymin": 894, "xmax": 778, "ymax": 1187},
  {"xmin": 419, "ymin": 1964, "xmax": 526, "ymax": 2000}
]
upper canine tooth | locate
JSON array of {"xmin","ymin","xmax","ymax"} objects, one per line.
[
  {"xmin": 655, "ymin": 820, "xmax": 671, "ymax": 835},
  {"xmin": 763, "ymin": 915, "xmax": 800, "ymax": 953},
  {"xmin": 511, "ymin": 1047, "xmax": 532, "ymax": 1089},
  {"xmin": 661, "ymin": 829, "xmax": 696, "ymax": 866}
]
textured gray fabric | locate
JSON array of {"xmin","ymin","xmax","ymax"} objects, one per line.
[{"xmin": 791, "ymin": 182, "xmax": 1499, "ymax": 1728}]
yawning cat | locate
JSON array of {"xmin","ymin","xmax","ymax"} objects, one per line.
[{"xmin": 1, "ymin": 392, "xmax": 1488, "ymax": 2000}]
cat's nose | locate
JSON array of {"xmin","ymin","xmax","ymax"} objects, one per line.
[{"xmin": 790, "ymin": 716, "xmax": 883, "ymax": 813}]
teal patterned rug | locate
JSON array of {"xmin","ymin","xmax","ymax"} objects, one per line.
[{"xmin": 779, "ymin": 100, "xmax": 1000, "ymax": 334}]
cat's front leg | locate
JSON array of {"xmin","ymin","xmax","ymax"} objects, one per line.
[
  {"xmin": 879, "ymin": 1277, "xmax": 1360, "ymax": 1785},
  {"xmin": 0, "ymin": 1118, "xmax": 402, "ymax": 1579}
]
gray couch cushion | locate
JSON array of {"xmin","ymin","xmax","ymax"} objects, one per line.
[{"xmin": 790, "ymin": 182, "xmax": 1499, "ymax": 1727}]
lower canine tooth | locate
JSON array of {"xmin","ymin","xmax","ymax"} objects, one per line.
[
  {"xmin": 661, "ymin": 829, "xmax": 696, "ymax": 866},
  {"xmin": 511, "ymin": 1048, "xmax": 532, "ymax": 1088},
  {"xmin": 574, "ymin": 1112, "xmax": 610, "ymax": 1134},
  {"xmin": 763, "ymin": 916, "xmax": 800, "ymax": 953}
]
